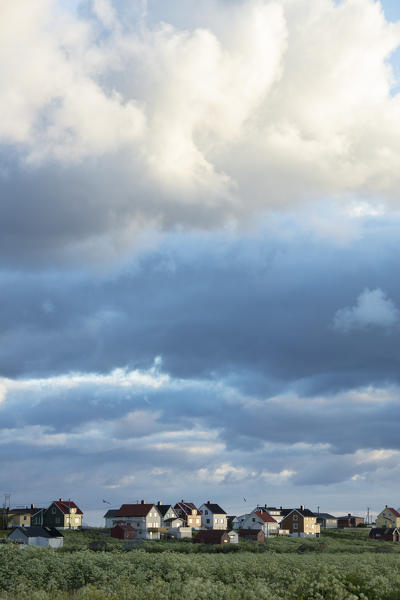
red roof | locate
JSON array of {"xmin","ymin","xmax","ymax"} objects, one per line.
[
  {"xmin": 387, "ymin": 507, "xmax": 400, "ymax": 518},
  {"xmin": 116, "ymin": 504, "xmax": 154, "ymax": 517},
  {"xmin": 254, "ymin": 511, "xmax": 277, "ymax": 523},
  {"xmin": 53, "ymin": 501, "xmax": 83, "ymax": 515}
]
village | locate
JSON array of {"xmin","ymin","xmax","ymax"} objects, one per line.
[{"xmin": 2, "ymin": 498, "xmax": 400, "ymax": 548}]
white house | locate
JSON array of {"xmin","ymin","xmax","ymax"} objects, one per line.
[
  {"xmin": 240, "ymin": 511, "xmax": 279, "ymax": 536},
  {"xmin": 103, "ymin": 509, "xmax": 119, "ymax": 528},
  {"xmin": 8, "ymin": 526, "xmax": 63, "ymax": 548},
  {"xmin": 156, "ymin": 503, "xmax": 179, "ymax": 526},
  {"xmin": 114, "ymin": 501, "xmax": 162, "ymax": 539},
  {"xmin": 199, "ymin": 502, "xmax": 228, "ymax": 530}
]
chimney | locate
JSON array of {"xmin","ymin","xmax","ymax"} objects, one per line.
[
  {"xmin": 141, "ymin": 500, "xmax": 145, "ymax": 505},
  {"xmin": 157, "ymin": 501, "xmax": 162, "ymax": 506},
  {"xmin": 385, "ymin": 505, "xmax": 388, "ymax": 508},
  {"xmin": 181, "ymin": 499, "xmax": 184, "ymax": 503},
  {"xmin": 207, "ymin": 500, "xmax": 211, "ymax": 504},
  {"xmin": 280, "ymin": 506, "xmax": 282, "ymax": 510},
  {"xmin": 348, "ymin": 513, "xmax": 351, "ymax": 517},
  {"xmin": 30, "ymin": 504, "xmax": 35, "ymax": 509},
  {"xmin": 59, "ymin": 498, "xmax": 63, "ymax": 502},
  {"xmin": 300, "ymin": 505, "xmax": 305, "ymax": 511},
  {"xmin": 265, "ymin": 504, "xmax": 268, "ymax": 509}
]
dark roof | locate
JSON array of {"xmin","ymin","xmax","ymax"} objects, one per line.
[
  {"xmin": 202, "ymin": 503, "xmax": 227, "ymax": 515},
  {"xmin": 103, "ymin": 509, "xmax": 118, "ymax": 519},
  {"xmin": 316, "ymin": 513, "xmax": 337, "ymax": 520},
  {"xmin": 9, "ymin": 507, "xmax": 44, "ymax": 516},
  {"xmin": 174, "ymin": 502, "xmax": 199, "ymax": 515},
  {"xmin": 194, "ymin": 530, "xmax": 229, "ymax": 543},
  {"xmin": 370, "ymin": 527, "xmax": 399, "ymax": 536},
  {"xmin": 9, "ymin": 526, "xmax": 63, "ymax": 539},
  {"xmin": 116, "ymin": 504, "xmax": 154, "ymax": 517},
  {"xmin": 53, "ymin": 501, "xmax": 83, "ymax": 515},
  {"xmin": 337, "ymin": 514, "xmax": 364, "ymax": 520},
  {"xmin": 157, "ymin": 505, "xmax": 175, "ymax": 517}
]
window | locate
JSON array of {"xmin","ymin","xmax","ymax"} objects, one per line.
[
  {"xmin": 293, "ymin": 523, "xmax": 298, "ymax": 530},
  {"xmin": 206, "ymin": 519, "xmax": 210, "ymax": 524},
  {"xmin": 23, "ymin": 516, "xmax": 27, "ymax": 521},
  {"xmin": 205, "ymin": 510, "xmax": 208, "ymax": 515},
  {"xmin": 293, "ymin": 514, "xmax": 298, "ymax": 521},
  {"xmin": 52, "ymin": 508, "xmax": 56, "ymax": 514}
]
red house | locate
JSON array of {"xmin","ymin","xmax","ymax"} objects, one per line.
[
  {"xmin": 337, "ymin": 513, "xmax": 365, "ymax": 528},
  {"xmin": 238, "ymin": 529, "xmax": 265, "ymax": 542},
  {"xmin": 194, "ymin": 530, "xmax": 230, "ymax": 545},
  {"xmin": 111, "ymin": 524, "xmax": 136, "ymax": 540}
]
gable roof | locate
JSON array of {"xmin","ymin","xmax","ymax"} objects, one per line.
[
  {"xmin": 157, "ymin": 505, "xmax": 176, "ymax": 518},
  {"xmin": 52, "ymin": 500, "xmax": 83, "ymax": 515},
  {"xmin": 112, "ymin": 524, "xmax": 135, "ymax": 531},
  {"xmin": 201, "ymin": 503, "xmax": 227, "ymax": 515},
  {"xmin": 116, "ymin": 503, "xmax": 154, "ymax": 517},
  {"xmin": 9, "ymin": 526, "xmax": 63, "ymax": 539},
  {"xmin": 103, "ymin": 509, "xmax": 118, "ymax": 519},
  {"xmin": 282, "ymin": 508, "xmax": 316, "ymax": 519},
  {"xmin": 316, "ymin": 513, "xmax": 337, "ymax": 520},
  {"xmin": 384, "ymin": 507, "xmax": 400, "ymax": 518},
  {"xmin": 9, "ymin": 507, "xmax": 44, "ymax": 516},
  {"xmin": 174, "ymin": 501, "xmax": 199, "ymax": 516},
  {"xmin": 254, "ymin": 511, "xmax": 277, "ymax": 523},
  {"xmin": 337, "ymin": 514, "xmax": 363, "ymax": 520}
]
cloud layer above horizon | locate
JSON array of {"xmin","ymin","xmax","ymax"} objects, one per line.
[{"xmin": 1, "ymin": 0, "xmax": 400, "ymax": 520}]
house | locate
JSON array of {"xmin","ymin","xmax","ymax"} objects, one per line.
[
  {"xmin": 280, "ymin": 507, "xmax": 320, "ymax": 537},
  {"xmin": 315, "ymin": 513, "xmax": 338, "ymax": 529},
  {"xmin": 114, "ymin": 501, "xmax": 161, "ymax": 539},
  {"xmin": 111, "ymin": 524, "xmax": 136, "ymax": 540},
  {"xmin": 376, "ymin": 507, "xmax": 400, "ymax": 529},
  {"xmin": 6, "ymin": 505, "xmax": 45, "ymax": 528},
  {"xmin": 252, "ymin": 505, "xmax": 291, "ymax": 525},
  {"xmin": 8, "ymin": 526, "xmax": 63, "ymax": 548},
  {"xmin": 232, "ymin": 514, "xmax": 250, "ymax": 529},
  {"xmin": 174, "ymin": 501, "xmax": 202, "ymax": 529},
  {"xmin": 369, "ymin": 527, "xmax": 400, "ymax": 542},
  {"xmin": 199, "ymin": 502, "xmax": 227, "ymax": 530},
  {"xmin": 238, "ymin": 529, "xmax": 265, "ymax": 542},
  {"xmin": 43, "ymin": 499, "xmax": 83, "ymax": 530},
  {"xmin": 194, "ymin": 530, "xmax": 230, "ymax": 545},
  {"xmin": 337, "ymin": 513, "xmax": 365, "ymax": 528},
  {"xmin": 163, "ymin": 517, "xmax": 185, "ymax": 529},
  {"xmin": 103, "ymin": 509, "xmax": 119, "ymax": 528},
  {"xmin": 240, "ymin": 511, "xmax": 279, "ymax": 536},
  {"xmin": 156, "ymin": 502, "xmax": 179, "ymax": 526}
]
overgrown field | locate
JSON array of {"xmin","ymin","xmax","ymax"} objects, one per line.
[{"xmin": 1, "ymin": 530, "xmax": 400, "ymax": 599}]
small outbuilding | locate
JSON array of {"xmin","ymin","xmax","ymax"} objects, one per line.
[
  {"xmin": 8, "ymin": 526, "xmax": 63, "ymax": 548},
  {"xmin": 227, "ymin": 530, "xmax": 239, "ymax": 544},
  {"xmin": 238, "ymin": 529, "xmax": 265, "ymax": 542},
  {"xmin": 369, "ymin": 527, "xmax": 400, "ymax": 542},
  {"xmin": 111, "ymin": 524, "xmax": 136, "ymax": 540},
  {"xmin": 194, "ymin": 530, "xmax": 230, "ymax": 545}
]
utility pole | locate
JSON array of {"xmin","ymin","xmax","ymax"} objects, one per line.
[{"xmin": 367, "ymin": 507, "xmax": 370, "ymax": 525}]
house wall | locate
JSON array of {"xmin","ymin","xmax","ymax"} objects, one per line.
[
  {"xmin": 376, "ymin": 510, "xmax": 400, "ymax": 529},
  {"xmin": 282, "ymin": 512, "xmax": 320, "ymax": 537},
  {"xmin": 8, "ymin": 513, "xmax": 31, "ymax": 528}
]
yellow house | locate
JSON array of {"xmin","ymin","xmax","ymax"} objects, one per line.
[
  {"xmin": 376, "ymin": 506, "xmax": 400, "ymax": 528},
  {"xmin": 7, "ymin": 506, "xmax": 44, "ymax": 528}
]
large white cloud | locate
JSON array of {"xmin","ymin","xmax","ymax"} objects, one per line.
[{"xmin": 1, "ymin": 0, "xmax": 400, "ymax": 245}]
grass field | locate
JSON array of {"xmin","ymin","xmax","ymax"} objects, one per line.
[{"xmin": 1, "ymin": 528, "xmax": 400, "ymax": 599}]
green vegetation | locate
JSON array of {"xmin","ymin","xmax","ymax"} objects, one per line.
[{"xmin": 1, "ymin": 529, "xmax": 400, "ymax": 599}]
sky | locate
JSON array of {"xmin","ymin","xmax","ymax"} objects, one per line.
[{"xmin": 1, "ymin": 0, "xmax": 400, "ymax": 526}]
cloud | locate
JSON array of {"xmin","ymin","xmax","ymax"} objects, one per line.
[
  {"xmin": 1, "ymin": 0, "xmax": 400, "ymax": 262},
  {"xmin": 333, "ymin": 288, "xmax": 399, "ymax": 331}
]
